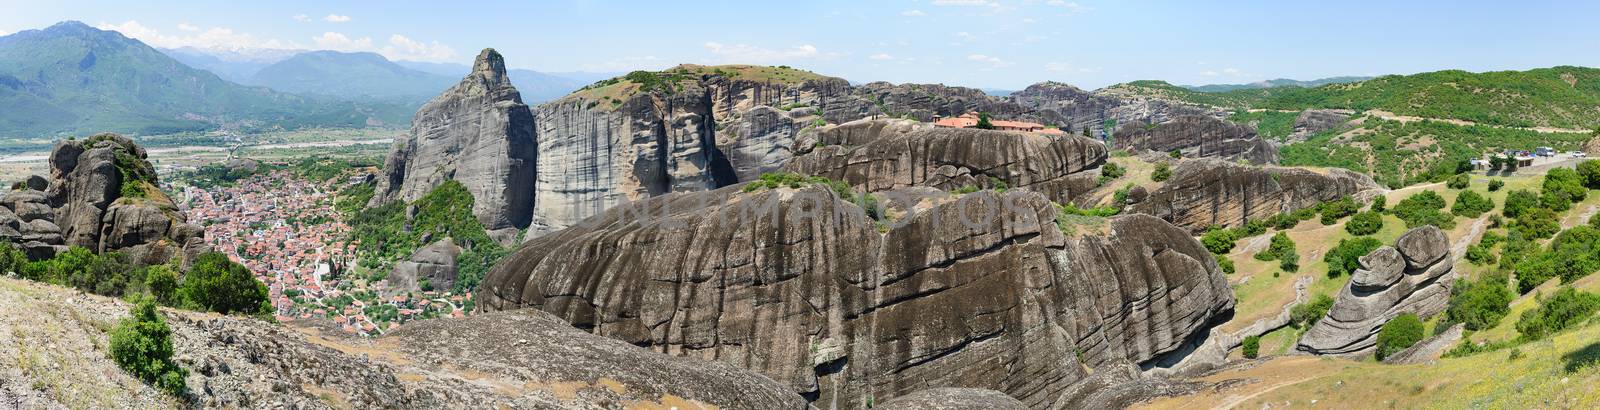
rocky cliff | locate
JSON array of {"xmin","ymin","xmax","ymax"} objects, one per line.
[
  {"xmin": 371, "ymin": 48, "xmax": 539, "ymax": 241},
  {"xmin": 1111, "ymin": 115, "xmax": 1278, "ymax": 164},
  {"xmin": 0, "ymin": 277, "xmax": 804, "ymax": 409},
  {"xmin": 1010, "ymin": 82, "xmax": 1225, "ymax": 137},
  {"xmin": 1297, "ymin": 226, "xmax": 1454, "ymax": 356},
  {"xmin": 1289, "ymin": 109, "xmax": 1353, "ymax": 143},
  {"xmin": 0, "ymin": 134, "xmax": 204, "ymax": 264},
  {"xmin": 477, "ymin": 185, "xmax": 1234, "ymax": 408},
  {"xmin": 785, "ymin": 119, "xmax": 1107, "ymax": 205},
  {"xmin": 1126, "ymin": 159, "xmax": 1382, "ymax": 233}
]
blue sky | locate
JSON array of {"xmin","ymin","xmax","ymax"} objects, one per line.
[{"xmin": 1, "ymin": 0, "xmax": 1595, "ymax": 89}]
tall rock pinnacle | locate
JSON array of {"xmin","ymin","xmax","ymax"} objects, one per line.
[{"xmin": 371, "ymin": 48, "xmax": 538, "ymax": 244}]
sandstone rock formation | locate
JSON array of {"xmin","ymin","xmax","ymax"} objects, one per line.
[
  {"xmin": 1111, "ymin": 115, "xmax": 1278, "ymax": 164},
  {"xmin": 1010, "ymin": 81, "xmax": 1227, "ymax": 138},
  {"xmin": 1289, "ymin": 109, "xmax": 1354, "ymax": 143},
  {"xmin": 0, "ymin": 134, "xmax": 205, "ymax": 264},
  {"xmin": 0, "ymin": 277, "xmax": 805, "ymax": 409},
  {"xmin": 877, "ymin": 388, "xmax": 1026, "ymax": 410},
  {"xmin": 478, "ymin": 185, "xmax": 1234, "ymax": 408},
  {"xmin": 1296, "ymin": 226, "xmax": 1455, "ymax": 356},
  {"xmin": 383, "ymin": 238, "xmax": 462, "ymax": 293},
  {"xmin": 1126, "ymin": 158, "xmax": 1382, "ymax": 233},
  {"xmin": 371, "ymin": 48, "xmax": 538, "ymax": 241},
  {"xmin": 786, "ymin": 119, "xmax": 1107, "ymax": 205}
]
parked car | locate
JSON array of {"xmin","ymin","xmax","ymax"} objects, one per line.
[
  {"xmin": 1572, "ymin": 151, "xmax": 1588, "ymax": 158},
  {"xmin": 1536, "ymin": 146, "xmax": 1556, "ymax": 157}
]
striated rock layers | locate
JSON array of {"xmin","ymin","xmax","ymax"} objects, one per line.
[
  {"xmin": 1296, "ymin": 226, "xmax": 1455, "ymax": 356},
  {"xmin": 371, "ymin": 48, "xmax": 539, "ymax": 240},
  {"xmin": 0, "ymin": 134, "xmax": 204, "ymax": 264},
  {"xmin": 786, "ymin": 119, "xmax": 1108, "ymax": 205},
  {"xmin": 478, "ymin": 186, "xmax": 1235, "ymax": 408},
  {"xmin": 1111, "ymin": 115, "xmax": 1278, "ymax": 164},
  {"xmin": 1009, "ymin": 82, "xmax": 1225, "ymax": 138},
  {"xmin": 1289, "ymin": 109, "xmax": 1354, "ymax": 143},
  {"xmin": 383, "ymin": 238, "xmax": 462, "ymax": 293},
  {"xmin": 1126, "ymin": 158, "xmax": 1382, "ymax": 233}
]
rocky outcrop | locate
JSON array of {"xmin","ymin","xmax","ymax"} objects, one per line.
[
  {"xmin": 371, "ymin": 48, "xmax": 538, "ymax": 240},
  {"xmin": 786, "ymin": 119, "xmax": 1107, "ymax": 205},
  {"xmin": 1289, "ymin": 109, "xmax": 1353, "ymax": 143},
  {"xmin": 0, "ymin": 277, "xmax": 805, "ymax": 409},
  {"xmin": 384, "ymin": 239, "xmax": 462, "ymax": 293},
  {"xmin": 1126, "ymin": 158, "xmax": 1382, "ymax": 233},
  {"xmin": 1296, "ymin": 226, "xmax": 1455, "ymax": 357},
  {"xmin": 1112, "ymin": 115, "xmax": 1278, "ymax": 164},
  {"xmin": 478, "ymin": 185, "xmax": 1234, "ymax": 408},
  {"xmin": 0, "ymin": 134, "xmax": 204, "ymax": 264},
  {"xmin": 1010, "ymin": 82, "xmax": 1225, "ymax": 138},
  {"xmin": 877, "ymin": 388, "xmax": 1026, "ymax": 410}
]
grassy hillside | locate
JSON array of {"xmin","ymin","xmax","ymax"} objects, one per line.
[
  {"xmin": 1107, "ymin": 67, "xmax": 1600, "ymax": 130},
  {"xmin": 1278, "ymin": 116, "xmax": 1592, "ymax": 188},
  {"xmin": 567, "ymin": 64, "xmax": 833, "ymax": 109},
  {"xmin": 0, "ymin": 21, "xmax": 411, "ymax": 138}
]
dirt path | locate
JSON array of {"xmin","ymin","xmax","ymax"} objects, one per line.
[
  {"xmin": 1563, "ymin": 205, "xmax": 1599, "ymax": 229},
  {"xmin": 1451, "ymin": 217, "xmax": 1488, "ymax": 262}
]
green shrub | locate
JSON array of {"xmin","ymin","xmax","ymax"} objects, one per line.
[
  {"xmin": 1392, "ymin": 190, "xmax": 1455, "ymax": 229},
  {"xmin": 1324, "ymin": 237, "xmax": 1383, "ymax": 278},
  {"xmin": 1487, "ymin": 179, "xmax": 1505, "ymax": 192},
  {"xmin": 1509, "ymin": 207, "xmax": 1560, "ymax": 240},
  {"xmin": 1255, "ymin": 232, "xmax": 1297, "ymax": 262},
  {"xmin": 1242, "ymin": 335, "xmax": 1261, "ymax": 359},
  {"xmin": 1447, "ymin": 272, "xmax": 1514, "ymax": 331},
  {"xmin": 1450, "ymin": 190, "xmax": 1494, "ymax": 218},
  {"xmin": 1270, "ymin": 213, "xmax": 1300, "ymax": 230},
  {"xmin": 1152, "ymin": 162, "xmax": 1172, "ymax": 182},
  {"xmin": 1502, "ymin": 189, "xmax": 1540, "ymax": 218},
  {"xmin": 1279, "ymin": 248, "xmax": 1300, "ymax": 272},
  {"xmin": 1215, "ymin": 254, "xmax": 1236, "ymax": 274},
  {"xmin": 1201, "ymin": 227, "xmax": 1238, "ymax": 255},
  {"xmin": 1376, "ymin": 313, "xmax": 1424, "ymax": 360},
  {"xmin": 144, "ymin": 265, "xmax": 179, "ymax": 306},
  {"xmin": 1447, "ymin": 173, "xmax": 1470, "ymax": 189},
  {"xmin": 1370, "ymin": 195, "xmax": 1387, "ymax": 212},
  {"xmin": 1515, "ymin": 286, "xmax": 1600, "ymax": 340},
  {"xmin": 109, "ymin": 296, "xmax": 187, "ymax": 396},
  {"xmin": 1541, "ymin": 167, "xmax": 1587, "ymax": 211},
  {"xmin": 1319, "ymin": 196, "xmax": 1359, "ymax": 225},
  {"xmin": 1464, "ymin": 243, "xmax": 1496, "ymax": 266},
  {"xmin": 1578, "ymin": 160, "xmax": 1600, "ymax": 189},
  {"xmin": 1099, "ymin": 162, "xmax": 1125, "ymax": 183},
  {"xmin": 177, "ymin": 252, "xmax": 270, "ymax": 315},
  {"xmin": 1291, "ymin": 294, "xmax": 1335, "ymax": 329},
  {"xmin": 1345, "ymin": 211, "xmax": 1384, "ymax": 236}
]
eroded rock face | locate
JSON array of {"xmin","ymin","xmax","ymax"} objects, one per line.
[
  {"xmin": 371, "ymin": 48, "xmax": 538, "ymax": 239},
  {"xmin": 0, "ymin": 134, "xmax": 204, "ymax": 263},
  {"xmin": 1289, "ymin": 109, "xmax": 1353, "ymax": 143},
  {"xmin": 384, "ymin": 239, "xmax": 463, "ymax": 293},
  {"xmin": 877, "ymin": 388, "xmax": 1026, "ymax": 410},
  {"xmin": 1126, "ymin": 158, "xmax": 1382, "ymax": 233},
  {"xmin": 1112, "ymin": 115, "xmax": 1278, "ymax": 164},
  {"xmin": 1296, "ymin": 226, "xmax": 1455, "ymax": 356},
  {"xmin": 1009, "ymin": 82, "xmax": 1225, "ymax": 138},
  {"xmin": 478, "ymin": 186, "xmax": 1234, "ymax": 408},
  {"xmin": 786, "ymin": 119, "xmax": 1107, "ymax": 205}
]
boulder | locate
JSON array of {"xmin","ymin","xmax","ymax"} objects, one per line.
[
  {"xmin": 371, "ymin": 48, "xmax": 539, "ymax": 238},
  {"xmin": 1289, "ymin": 109, "xmax": 1353, "ymax": 143},
  {"xmin": 1127, "ymin": 158, "xmax": 1383, "ymax": 233},
  {"xmin": 1296, "ymin": 226, "xmax": 1455, "ymax": 356},
  {"xmin": 385, "ymin": 239, "xmax": 463, "ymax": 292},
  {"xmin": 21, "ymin": 175, "xmax": 48, "ymax": 191},
  {"xmin": 877, "ymin": 388, "xmax": 1025, "ymax": 410},
  {"xmin": 479, "ymin": 186, "xmax": 1234, "ymax": 408}
]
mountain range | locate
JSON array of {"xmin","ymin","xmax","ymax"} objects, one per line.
[
  {"xmin": 0, "ymin": 21, "xmax": 411, "ymax": 138},
  {"xmin": 1182, "ymin": 76, "xmax": 1372, "ymax": 92}
]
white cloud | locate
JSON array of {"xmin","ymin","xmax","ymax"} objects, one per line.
[
  {"xmin": 311, "ymin": 32, "xmax": 373, "ymax": 51},
  {"xmin": 97, "ymin": 20, "xmax": 300, "ymax": 50},
  {"xmin": 967, "ymin": 54, "xmax": 1012, "ymax": 68},
  {"xmin": 1045, "ymin": 0, "xmax": 1090, "ymax": 12},
  {"xmin": 0, "ymin": 29, "xmax": 8, "ymax": 37},
  {"xmin": 1223, "ymin": 67, "xmax": 1241, "ymax": 75},
  {"xmin": 901, "ymin": 9, "xmax": 926, "ymax": 16},
  {"xmin": 293, "ymin": 14, "xmax": 312, "ymax": 22},
  {"xmin": 954, "ymin": 31, "xmax": 976, "ymax": 42},
  {"xmin": 323, "ymin": 14, "xmax": 351, "ymax": 23},
  {"xmin": 869, "ymin": 53, "xmax": 894, "ymax": 61},
  {"xmin": 382, "ymin": 34, "xmax": 457, "ymax": 63},
  {"xmin": 703, "ymin": 42, "xmax": 835, "ymax": 64},
  {"xmin": 933, "ymin": 0, "xmax": 998, "ymax": 6},
  {"xmin": 177, "ymin": 23, "xmax": 199, "ymax": 32}
]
